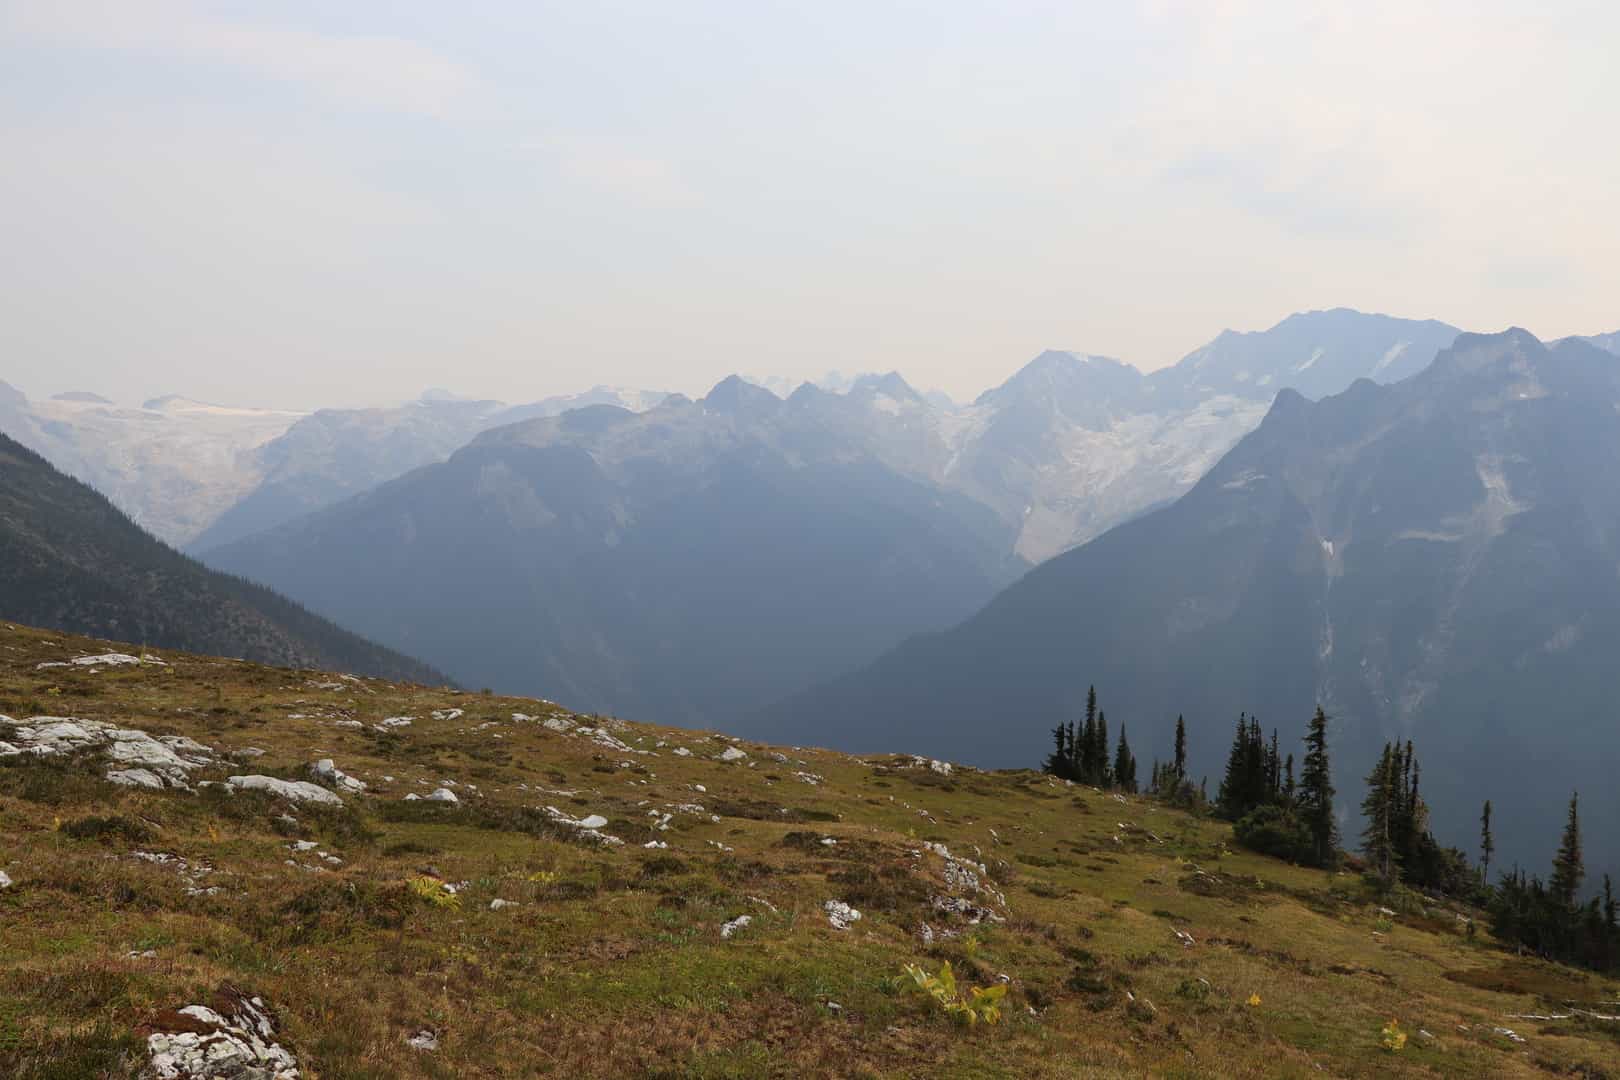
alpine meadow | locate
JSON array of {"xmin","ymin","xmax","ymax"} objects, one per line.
[{"xmin": 3, "ymin": 3, "xmax": 1619, "ymax": 1077}]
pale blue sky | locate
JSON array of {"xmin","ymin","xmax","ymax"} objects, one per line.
[{"xmin": 2, "ymin": 1, "xmax": 1616, "ymax": 408}]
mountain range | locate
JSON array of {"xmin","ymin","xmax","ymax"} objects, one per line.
[
  {"xmin": 201, "ymin": 379, "xmax": 1023, "ymax": 724},
  {"xmin": 199, "ymin": 309, "xmax": 1468, "ymax": 729},
  {"xmin": 762, "ymin": 328, "xmax": 1620, "ymax": 878},
  {"xmin": 0, "ymin": 430, "xmax": 443, "ymax": 682},
  {"xmin": 0, "ymin": 383, "xmax": 670, "ymax": 550}
]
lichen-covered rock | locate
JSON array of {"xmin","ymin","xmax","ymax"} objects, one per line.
[
  {"xmin": 718, "ymin": 746, "xmax": 747, "ymax": 763},
  {"xmin": 140, "ymin": 986, "xmax": 299, "ymax": 1079},
  {"xmin": 424, "ymin": 787, "xmax": 458, "ymax": 803},
  {"xmin": 0, "ymin": 716, "xmax": 214, "ymax": 788},
  {"xmin": 226, "ymin": 775, "xmax": 344, "ymax": 806}
]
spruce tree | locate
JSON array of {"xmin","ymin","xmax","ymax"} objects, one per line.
[
  {"xmin": 1551, "ymin": 792, "xmax": 1584, "ymax": 911},
  {"xmin": 1360, "ymin": 744, "xmax": 1396, "ymax": 884},
  {"xmin": 1297, "ymin": 706, "xmax": 1337, "ymax": 867},
  {"xmin": 1114, "ymin": 724, "xmax": 1136, "ymax": 794},
  {"xmin": 1080, "ymin": 687, "xmax": 1099, "ymax": 784},
  {"xmin": 1095, "ymin": 711, "xmax": 1110, "ymax": 786},
  {"xmin": 1267, "ymin": 729, "xmax": 1281, "ymax": 802},
  {"xmin": 1045, "ymin": 723, "xmax": 1069, "ymax": 778},
  {"xmin": 1283, "ymin": 754, "xmax": 1295, "ymax": 805},
  {"xmin": 1218, "ymin": 714, "xmax": 1250, "ymax": 818},
  {"xmin": 1480, "ymin": 800, "xmax": 1494, "ymax": 886},
  {"xmin": 1173, "ymin": 715, "xmax": 1188, "ymax": 785}
]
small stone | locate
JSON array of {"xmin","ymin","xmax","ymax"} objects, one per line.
[
  {"xmin": 408, "ymin": 1029, "xmax": 440, "ymax": 1052},
  {"xmin": 490, "ymin": 899, "xmax": 516, "ymax": 911},
  {"xmin": 718, "ymin": 747, "xmax": 747, "ymax": 762},
  {"xmin": 0, "ymin": 870, "xmax": 12, "ymax": 889},
  {"xmin": 721, "ymin": 915, "xmax": 752, "ymax": 939},
  {"xmin": 310, "ymin": 758, "xmax": 366, "ymax": 793},
  {"xmin": 424, "ymin": 787, "xmax": 459, "ymax": 803}
]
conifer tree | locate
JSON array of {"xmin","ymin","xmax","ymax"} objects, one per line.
[
  {"xmin": 1080, "ymin": 687, "xmax": 1099, "ymax": 783},
  {"xmin": 1244, "ymin": 714, "xmax": 1266, "ymax": 810},
  {"xmin": 1552, "ymin": 792, "xmax": 1584, "ymax": 911},
  {"xmin": 1283, "ymin": 754, "xmax": 1295, "ymax": 805},
  {"xmin": 1173, "ymin": 715, "xmax": 1188, "ymax": 785},
  {"xmin": 1114, "ymin": 724, "xmax": 1136, "ymax": 793},
  {"xmin": 1360, "ymin": 744, "xmax": 1397, "ymax": 884},
  {"xmin": 1218, "ymin": 713, "xmax": 1250, "ymax": 818},
  {"xmin": 1480, "ymin": 800, "xmax": 1494, "ymax": 886},
  {"xmin": 1095, "ymin": 711, "xmax": 1110, "ymax": 786},
  {"xmin": 1297, "ymin": 706, "xmax": 1337, "ymax": 867},
  {"xmin": 1045, "ymin": 723, "xmax": 1070, "ymax": 778},
  {"xmin": 1267, "ymin": 729, "xmax": 1281, "ymax": 802}
]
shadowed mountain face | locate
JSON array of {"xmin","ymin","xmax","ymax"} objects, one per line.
[
  {"xmin": 762, "ymin": 330, "xmax": 1620, "ymax": 878},
  {"xmin": 202, "ymin": 388, "xmax": 1023, "ymax": 726},
  {"xmin": 0, "ymin": 433, "xmax": 443, "ymax": 682}
]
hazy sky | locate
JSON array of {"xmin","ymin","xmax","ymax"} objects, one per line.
[{"xmin": 2, "ymin": 1, "xmax": 1617, "ymax": 409}]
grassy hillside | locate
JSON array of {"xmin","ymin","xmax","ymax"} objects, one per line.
[
  {"xmin": 0, "ymin": 433, "xmax": 445, "ymax": 685},
  {"xmin": 2, "ymin": 622, "xmax": 1617, "ymax": 1078}
]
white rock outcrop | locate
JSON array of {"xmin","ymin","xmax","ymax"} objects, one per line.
[
  {"xmin": 142, "ymin": 988, "xmax": 298, "ymax": 1079},
  {"xmin": 0, "ymin": 717, "xmax": 214, "ymax": 789},
  {"xmin": 824, "ymin": 900, "xmax": 862, "ymax": 930},
  {"xmin": 226, "ymin": 775, "xmax": 344, "ymax": 807}
]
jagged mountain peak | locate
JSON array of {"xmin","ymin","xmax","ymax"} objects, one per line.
[{"xmin": 702, "ymin": 374, "xmax": 783, "ymax": 415}]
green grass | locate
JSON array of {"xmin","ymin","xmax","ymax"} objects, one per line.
[{"xmin": 2, "ymin": 620, "xmax": 1619, "ymax": 1077}]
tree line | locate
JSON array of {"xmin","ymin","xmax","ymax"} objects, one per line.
[
  {"xmin": 1042, "ymin": 686, "xmax": 1137, "ymax": 792},
  {"xmin": 1039, "ymin": 693, "xmax": 1618, "ymax": 973}
]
